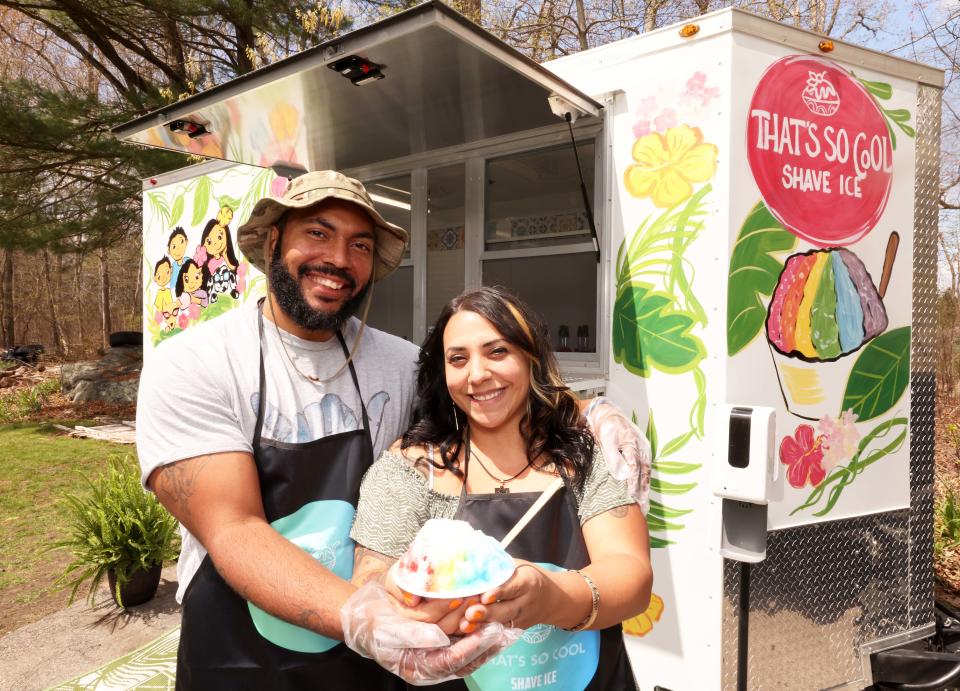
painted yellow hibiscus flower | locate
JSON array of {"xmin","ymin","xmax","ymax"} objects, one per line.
[
  {"xmin": 622, "ymin": 592, "xmax": 664, "ymax": 637},
  {"xmin": 624, "ymin": 125, "xmax": 718, "ymax": 208}
]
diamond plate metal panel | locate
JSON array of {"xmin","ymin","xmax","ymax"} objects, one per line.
[
  {"xmin": 720, "ymin": 83, "xmax": 942, "ymax": 691},
  {"xmin": 721, "ymin": 512, "xmax": 911, "ymax": 690},
  {"xmin": 908, "ymin": 83, "xmax": 941, "ymax": 630}
]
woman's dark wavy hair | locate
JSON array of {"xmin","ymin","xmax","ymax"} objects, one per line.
[{"xmin": 402, "ymin": 286, "xmax": 594, "ymax": 491}]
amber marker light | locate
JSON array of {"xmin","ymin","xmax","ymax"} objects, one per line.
[
  {"xmin": 679, "ymin": 24, "xmax": 700, "ymax": 38},
  {"xmin": 818, "ymin": 39, "xmax": 835, "ymax": 52}
]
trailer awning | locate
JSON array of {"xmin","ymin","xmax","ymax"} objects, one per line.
[{"xmin": 113, "ymin": 1, "xmax": 602, "ymax": 172}]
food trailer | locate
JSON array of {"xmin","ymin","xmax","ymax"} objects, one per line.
[{"xmin": 118, "ymin": 3, "xmax": 949, "ymax": 688}]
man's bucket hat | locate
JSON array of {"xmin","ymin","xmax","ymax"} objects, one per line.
[{"xmin": 237, "ymin": 170, "xmax": 408, "ymax": 281}]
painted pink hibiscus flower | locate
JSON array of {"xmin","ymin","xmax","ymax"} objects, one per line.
[{"xmin": 779, "ymin": 425, "xmax": 827, "ymax": 489}]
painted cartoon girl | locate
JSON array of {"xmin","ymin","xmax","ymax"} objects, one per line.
[
  {"xmin": 174, "ymin": 258, "xmax": 208, "ymax": 328},
  {"xmin": 193, "ymin": 205, "xmax": 246, "ymax": 302}
]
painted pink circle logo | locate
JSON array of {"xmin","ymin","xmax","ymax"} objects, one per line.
[{"xmin": 747, "ymin": 55, "xmax": 892, "ymax": 247}]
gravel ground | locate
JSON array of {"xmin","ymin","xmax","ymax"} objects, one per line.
[{"xmin": 0, "ymin": 565, "xmax": 180, "ymax": 691}]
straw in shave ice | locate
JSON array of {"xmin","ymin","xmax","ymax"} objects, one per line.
[{"xmin": 394, "ymin": 519, "xmax": 515, "ymax": 598}]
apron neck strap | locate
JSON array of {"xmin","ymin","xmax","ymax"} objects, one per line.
[{"xmin": 254, "ymin": 300, "xmax": 370, "ymax": 447}]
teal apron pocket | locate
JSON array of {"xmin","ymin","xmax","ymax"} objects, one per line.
[{"xmin": 248, "ymin": 500, "xmax": 356, "ymax": 653}]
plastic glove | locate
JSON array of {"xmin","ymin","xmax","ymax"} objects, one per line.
[
  {"xmin": 342, "ymin": 581, "xmax": 515, "ymax": 685},
  {"xmin": 584, "ymin": 397, "xmax": 652, "ymax": 513}
]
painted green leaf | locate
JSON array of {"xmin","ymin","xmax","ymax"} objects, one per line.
[
  {"xmin": 613, "ymin": 281, "xmax": 706, "ymax": 377},
  {"xmin": 651, "ymin": 460, "xmax": 701, "ymax": 475},
  {"xmin": 146, "ymin": 192, "xmax": 170, "ymax": 228},
  {"xmin": 659, "ymin": 431, "xmax": 695, "ymax": 459},
  {"xmin": 646, "ymin": 515, "xmax": 685, "ymax": 531},
  {"xmin": 191, "ymin": 176, "xmax": 213, "ymax": 226},
  {"xmin": 650, "ymin": 477, "xmax": 697, "ymax": 495},
  {"xmin": 885, "ymin": 108, "xmax": 911, "ymax": 123},
  {"xmin": 649, "ymin": 536, "xmax": 673, "ymax": 549},
  {"xmin": 645, "ymin": 410, "xmax": 659, "ymax": 461},
  {"xmin": 648, "ymin": 500, "xmax": 693, "ymax": 519},
  {"xmin": 218, "ymin": 194, "xmax": 242, "ymax": 211},
  {"xmin": 859, "ymin": 78, "xmax": 893, "ymax": 100},
  {"xmin": 726, "ymin": 201, "xmax": 798, "ymax": 356},
  {"xmin": 841, "ymin": 326, "xmax": 911, "ymax": 421},
  {"xmin": 170, "ymin": 195, "xmax": 185, "ymax": 226}
]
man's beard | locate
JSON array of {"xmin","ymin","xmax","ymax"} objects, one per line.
[{"xmin": 268, "ymin": 256, "xmax": 370, "ymax": 333}]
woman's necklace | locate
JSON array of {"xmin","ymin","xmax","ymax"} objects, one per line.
[{"xmin": 469, "ymin": 447, "xmax": 531, "ymax": 494}]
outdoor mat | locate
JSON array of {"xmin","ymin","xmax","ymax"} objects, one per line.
[{"xmin": 48, "ymin": 626, "xmax": 178, "ymax": 690}]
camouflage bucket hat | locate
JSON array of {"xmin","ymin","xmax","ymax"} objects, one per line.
[{"xmin": 237, "ymin": 170, "xmax": 408, "ymax": 281}]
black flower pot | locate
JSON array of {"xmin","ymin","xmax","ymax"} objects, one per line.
[{"xmin": 108, "ymin": 564, "xmax": 162, "ymax": 608}]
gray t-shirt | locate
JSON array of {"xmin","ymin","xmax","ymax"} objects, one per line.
[{"xmin": 136, "ymin": 299, "xmax": 419, "ymax": 601}]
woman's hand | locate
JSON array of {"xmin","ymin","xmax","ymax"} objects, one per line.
[
  {"xmin": 461, "ymin": 561, "xmax": 552, "ymax": 632},
  {"xmin": 384, "ymin": 566, "xmax": 476, "ymax": 636}
]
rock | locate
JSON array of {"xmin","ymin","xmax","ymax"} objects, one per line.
[{"xmin": 61, "ymin": 346, "xmax": 143, "ymax": 405}]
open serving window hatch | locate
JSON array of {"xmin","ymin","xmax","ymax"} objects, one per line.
[{"xmin": 113, "ymin": 1, "xmax": 602, "ymax": 172}]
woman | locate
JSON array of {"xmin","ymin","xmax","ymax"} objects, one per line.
[{"xmin": 348, "ymin": 286, "xmax": 652, "ymax": 690}]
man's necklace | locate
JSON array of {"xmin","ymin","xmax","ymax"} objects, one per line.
[
  {"xmin": 267, "ymin": 297, "xmax": 349, "ymax": 383},
  {"xmin": 469, "ymin": 449, "xmax": 532, "ymax": 495}
]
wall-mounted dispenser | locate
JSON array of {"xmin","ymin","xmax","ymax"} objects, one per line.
[{"xmin": 714, "ymin": 405, "xmax": 776, "ymax": 563}]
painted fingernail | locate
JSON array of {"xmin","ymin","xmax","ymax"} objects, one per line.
[
  {"xmin": 466, "ymin": 597, "xmax": 480, "ymax": 606},
  {"xmin": 481, "ymin": 593, "xmax": 496, "ymax": 605},
  {"xmin": 448, "ymin": 599, "xmax": 463, "ymax": 610},
  {"xmin": 403, "ymin": 592, "xmax": 414, "ymax": 605},
  {"xmin": 462, "ymin": 622, "xmax": 477, "ymax": 634},
  {"xmin": 468, "ymin": 609, "xmax": 485, "ymax": 623}
]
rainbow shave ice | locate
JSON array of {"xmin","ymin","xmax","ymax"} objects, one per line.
[
  {"xmin": 766, "ymin": 248, "xmax": 887, "ymax": 362},
  {"xmin": 394, "ymin": 519, "xmax": 515, "ymax": 598}
]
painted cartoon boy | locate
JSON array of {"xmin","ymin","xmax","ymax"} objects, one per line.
[
  {"xmin": 167, "ymin": 227, "xmax": 188, "ymax": 290},
  {"xmin": 152, "ymin": 257, "xmax": 176, "ymax": 330}
]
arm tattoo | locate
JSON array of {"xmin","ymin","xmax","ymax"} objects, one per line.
[
  {"xmin": 353, "ymin": 547, "xmax": 395, "ymax": 586},
  {"xmin": 608, "ymin": 505, "xmax": 629, "ymax": 518},
  {"xmin": 294, "ymin": 607, "xmax": 325, "ymax": 632},
  {"xmin": 155, "ymin": 456, "xmax": 212, "ymax": 524}
]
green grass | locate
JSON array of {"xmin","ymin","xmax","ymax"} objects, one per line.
[{"xmin": 0, "ymin": 422, "xmax": 129, "ymax": 600}]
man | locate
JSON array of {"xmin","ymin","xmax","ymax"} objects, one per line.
[{"xmin": 137, "ymin": 171, "xmax": 491, "ymax": 688}]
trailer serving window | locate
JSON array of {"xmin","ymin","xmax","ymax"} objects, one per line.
[
  {"xmin": 482, "ymin": 141, "xmax": 597, "ymax": 357},
  {"xmin": 357, "ymin": 131, "xmax": 603, "ymax": 373},
  {"xmin": 364, "ymin": 174, "xmax": 413, "ymax": 341}
]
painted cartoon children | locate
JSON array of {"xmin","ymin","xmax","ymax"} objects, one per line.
[
  {"xmin": 194, "ymin": 205, "xmax": 245, "ymax": 303},
  {"xmin": 167, "ymin": 226, "xmax": 188, "ymax": 290},
  {"xmin": 174, "ymin": 258, "xmax": 208, "ymax": 329},
  {"xmin": 152, "ymin": 257, "xmax": 177, "ymax": 330}
]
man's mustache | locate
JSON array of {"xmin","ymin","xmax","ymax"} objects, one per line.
[{"xmin": 297, "ymin": 264, "xmax": 356, "ymax": 291}]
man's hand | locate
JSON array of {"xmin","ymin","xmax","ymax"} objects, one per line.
[
  {"xmin": 150, "ymin": 452, "xmax": 354, "ymax": 638},
  {"xmin": 583, "ymin": 398, "xmax": 652, "ymax": 513},
  {"xmin": 341, "ymin": 582, "xmax": 512, "ymax": 685}
]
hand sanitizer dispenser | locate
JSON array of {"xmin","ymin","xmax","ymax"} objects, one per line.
[{"xmin": 714, "ymin": 405, "xmax": 776, "ymax": 562}]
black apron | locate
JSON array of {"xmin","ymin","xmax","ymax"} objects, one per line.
[
  {"xmin": 175, "ymin": 308, "xmax": 403, "ymax": 690},
  {"xmin": 424, "ymin": 446, "xmax": 636, "ymax": 691}
]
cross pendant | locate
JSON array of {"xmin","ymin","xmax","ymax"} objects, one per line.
[{"xmin": 494, "ymin": 485, "xmax": 510, "ymax": 495}]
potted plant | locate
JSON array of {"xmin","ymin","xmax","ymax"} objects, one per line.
[{"xmin": 51, "ymin": 454, "xmax": 180, "ymax": 608}]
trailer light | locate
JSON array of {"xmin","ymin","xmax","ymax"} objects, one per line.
[
  {"xmin": 168, "ymin": 119, "xmax": 210, "ymax": 138},
  {"xmin": 328, "ymin": 55, "xmax": 385, "ymax": 86},
  {"xmin": 679, "ymin": 24, "xmax": 700, "ymax": 38},
  {"xmin": 818, "ymin": 39, "xmax": 835, "ymax": 52}
]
